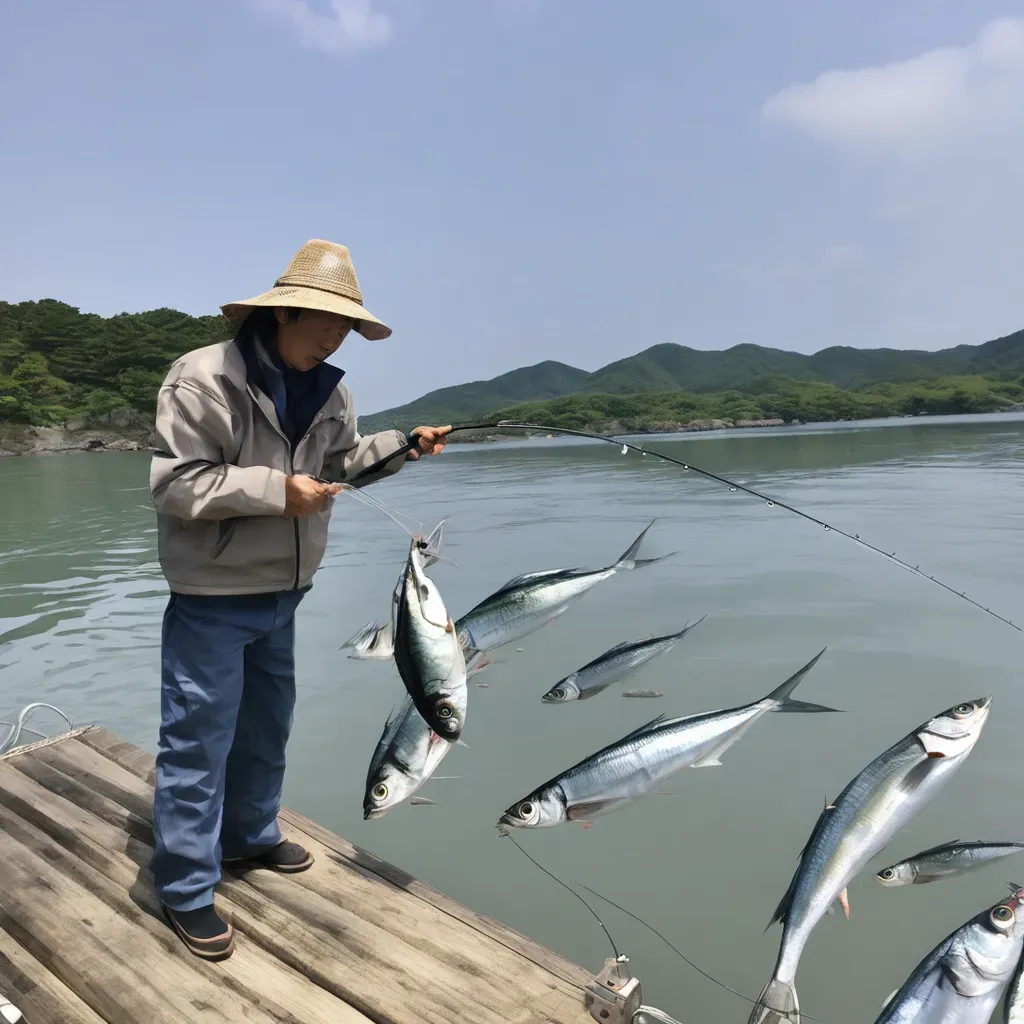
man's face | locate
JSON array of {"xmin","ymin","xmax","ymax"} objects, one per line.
[{"xmin": 275, "ymin": 307, "xmax": 356, "ymax": 371}]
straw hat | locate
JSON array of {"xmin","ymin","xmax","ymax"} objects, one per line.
[{"xmin": 220, "ymin": 239, "xmax": 391, "ymax": 341}]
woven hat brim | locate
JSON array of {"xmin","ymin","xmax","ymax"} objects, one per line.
[{"xmin": 220, "ymin": 285, "xmax": 392, "ymax": 341}]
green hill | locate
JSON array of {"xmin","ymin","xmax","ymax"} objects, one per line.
[
  {"xmin": 358, "ymin": 329, "xmax": 1024, "ymax": 432},
  {"xmin": 0, "ymin": 299, "xmax": 230, "ymax": 426},
  {"xmin": 361, "ymin": 360, "xmax": 590, "ymax": 430},
  {"xmin": 2, "ymin": 297, "xmax": 1023, "ymax": 438}
]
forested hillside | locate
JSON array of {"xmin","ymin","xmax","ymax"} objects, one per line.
[
  {"xmin": 358, "ymin": 331, "xmax": 1024, "ymax": 431},
  {"xmin": 2, "ymin": 298, "xmax": 1022, "ymax": 436},
  {"xmin": 0, "ymin": 299, "xmax": 230, "ymax": 426}
]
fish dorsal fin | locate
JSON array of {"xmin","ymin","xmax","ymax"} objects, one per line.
[
  {"xmin": 881, "ymin": 989, "xmax": 898, "ymax": 1010},
  {"xmin": 908, "ymin": 839, "xmax": 966, "ymax": 859},
  {"xmin": 604, "ymin": 639, "xmax": 637, "ymax": 654},
  {"xmin": 497, "ymin": 567, "xmax": 577, "ymax": 591},
  {"xmin": 365, "ymin": 700, "xmax": 409, "ymax": 783},
  {"xmin": 620, "ymin": 713, "xmax": 670, "ymax": 742}
]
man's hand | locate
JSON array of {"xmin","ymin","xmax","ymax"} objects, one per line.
[
  {"xmin": 283, "ymin": 474, "xmax": 341, "ymax": 517},
  {"xmin": 406, "ymin": 425, "xmax": 453, "ymax": 461}
]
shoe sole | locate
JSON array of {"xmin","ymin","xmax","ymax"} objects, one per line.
[{"xmin": 162, "ymin": 906, "xmax": 235, "ymax": 961}]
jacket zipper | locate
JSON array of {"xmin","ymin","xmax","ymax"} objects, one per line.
[
  {"xmin": 289, "ymin": 410, "xmax": 330, "ymax": 592},
  {"xmin": 289, "ymin": 441, "xmax": 300, "ymax": 591},
  {"xmin": 246, "ymin": 383, "xmax": 331, "ymax": 594}
]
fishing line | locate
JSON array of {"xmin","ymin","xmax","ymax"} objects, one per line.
[
  {"xmin": 336, "ymin": 483, "xmax": 424, "ymax": 540},
  {"xmin": 497, "ymin": 828, "xmax": 623, "ymax": 965},
  {"xmin": 577, "ymin": 882, "xmax": 828, "ymax": 1024},
  {"xmin": 351, "ymin": 420, "xmax": 1020, "ymax": 633}
]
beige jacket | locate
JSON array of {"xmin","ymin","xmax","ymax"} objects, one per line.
[{"xmin": 149, "ymin": 340, "xmax": 407, "ymax": 595}]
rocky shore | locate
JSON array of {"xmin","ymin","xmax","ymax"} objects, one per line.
[
  {"xmin": 0, "ymin": 417, "xmax": 790, "ymax": 457},
  {"xmin": 0, "ymin": 426, "xmax": 154, "ymax": 458}
]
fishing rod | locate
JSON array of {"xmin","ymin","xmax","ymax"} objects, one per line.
[{"xmin": 343, "ymin": 419, "xmax": 1020, "ymax": 633}]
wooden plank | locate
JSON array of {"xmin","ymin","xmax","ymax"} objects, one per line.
[
  {"xmin": 0, "ymin": 787, "xmax": 292, "ymax": 1024},
  {"xmin": 0, "ymin": 928, "xmax": 108, "ymax": 1024},
  {"xmin": 15, "ymin": 740, "xmax": 591, "ymax": 1024},
  {"xmin": 0, "ymin": 757, "xmax": 372, "ymax": 1024},
  {"xmin": 77, "ymin": 725, "xmax": 595, "ymax": 990}
]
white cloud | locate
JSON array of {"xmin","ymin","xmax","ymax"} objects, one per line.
[
  {"xmin": 752, "ymin": 19, "xmax": 1024, "ymax": 353},
  {"xmin": 251, "ymin": 0, "xmax": 392, "ymax": 54},
  {"xmin": 762, "ymin": 17, "xmax": 1024, "ymax": 157}
]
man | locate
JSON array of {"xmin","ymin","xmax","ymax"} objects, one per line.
[{"xmin": 148, "ymin": 238, "xmax": 450, "ymax": 960}]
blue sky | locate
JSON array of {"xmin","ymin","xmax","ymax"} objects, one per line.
[{"xmin": 2, "ymin": 1, "xmax": 1022, "ymax": 414}]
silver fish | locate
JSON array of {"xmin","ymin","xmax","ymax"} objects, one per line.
[
  {"xmin": 392, "ymin": 537, "xmax": 468, "ymax": 740},
  {"xmin": 499, "ymin": 648, "xmax": 837, "ymax": 830},
  {"xmin": 876, "ymin": 841, "xmax": 1024, "ymax": 888},
  {"xmin": 363, "ymin": 694, "xmax": 454, "ymax": 819},
  {"xmin": 341, "ymin": 617, "xmax": 491, "ymax": 677},
  {"xmin": 875, "ymin": 885, "xmax": 1024, "ymax": 1023},
  {"xmin": 748, "ymin": 696, "xmax": 993, "ymax": 1024},
  {"xmin": 1005, "ymin": 928, "xmax": 1024, "ymax": 1023},
  {"xmin": 456, "ymin": 520, "xmax": 675, "ymax": 656},
  {"xmin": 540, "ymin": 617, "xmax": 706, "ymax": 703}
]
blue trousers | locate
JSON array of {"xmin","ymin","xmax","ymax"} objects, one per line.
[{"xmin": 150, "ymin": 587, "xmax": 307, "ymax": 911}]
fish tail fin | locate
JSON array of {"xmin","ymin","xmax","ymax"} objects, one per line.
[
  {"xmin": 613, "ymin": 518, "xmax": 678, "ymax": 570},
  {"xmin": 420, "ymin": 518, "xmax": 449, "ymax": 567},
  {"xmin": 631, "ymin": 552, "xmax": 678, "ymax": 569},
  {"xmin": 777, "ymin": 699, "xmax": 842, "ymax": 714},
  {"xmin": 672, "ymin": 614, "xmax": 708, "ymax": 639},
  {"xmin": 764, "ymin": 647, "xmax": 842, "ymax": 713},
  {"xmin": 613, "ymin": 518, "xmax": 657, "ymax": 570},
  {"xmin": 747, "ymin": 978, "xmax": 799, "ymax": 1024},
  {"xmin": 340, "ymin": 619, "xmax": 382, "ymax": 652}
]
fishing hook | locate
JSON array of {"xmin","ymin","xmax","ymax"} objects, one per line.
[{"xmin": 347, "ymin": 420, "xmax": 1021, "ymax": 634}]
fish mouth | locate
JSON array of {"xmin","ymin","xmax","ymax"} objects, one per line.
[
  {"xmin": 496, "ymin": 812, "xmax": 522, "ymax": 830},
  {"xmin": 972, "ymin": 695, "xmax": 993, "ymax": 710},
  {"xmin": 363, "ymin": 804, "xmax": 390, "ymax": 821}
]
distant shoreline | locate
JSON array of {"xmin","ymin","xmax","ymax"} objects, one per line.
[
  {"xmin": 2, "ymin": 409, "xmax": 1021, "ymax": 458},
  {"xmin": 0, "ymin": 417, "xmax": 788, "ymax": 458}
]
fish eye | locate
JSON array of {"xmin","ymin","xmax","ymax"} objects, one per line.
[
  {"xmin": 551, "ymin": 689, "xmax": 565, "ymax": 700},
  {"xmin": 372, "ymin": 783, "xmax": 388, "ymax": 801},
  {"xmin": 953, "ymin": 703, "xmax": 974, "ymax": 718},
  {"xmin": 993, "ymin": 905, "xmax": 1015, "ymax": 925},
  {"xmin": 437, "ymin": 704, "xmax": 453, "ymax": 719},
  {"xmin": 879, "ymin": 868, "xmax": 895, "ymax": 880},
  {"xmin": 518, "ymin": 801, "xmax": 535, "ymax": 819}
]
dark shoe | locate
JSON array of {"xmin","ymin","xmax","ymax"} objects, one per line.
[
  {"xmin": 222, "ymin": 839, "xmax": 314, "ymax": 874},
  {"xmin": 161, "ymin": 903, "xmax": 234, "ymax": 961}
]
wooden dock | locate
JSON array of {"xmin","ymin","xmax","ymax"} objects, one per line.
[{"xmin": 0, "ymin": 726, "xmax": 599, "ymax": 1024}]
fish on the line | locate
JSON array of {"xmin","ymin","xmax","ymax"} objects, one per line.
[
  {"xmin": 748, "ymin": 697, "xmax": 993, "ymax": 1024},
  {"xmin": 499, "ymin": 647, "xmax": 837, "ymax": 831},
  {"xmin": 875, "ymin": 841, "xmax": 1024, "ymax": 888},
  {"xmin": 455, "ymin": 519, "xmax": 675, "ymax": 657},
  {"xmin": 342, "ymin": 520, "xmax": 673, "ymax": 668},
  {"xmin": 874, "ymin": 884, "xmax": 1024, "ymax": 1023},
  {"xmin": 540, "ymin": 617, "xmax": 706, "ymax": 704},
  {"xmin": 391, "ymin": 536, "xmax": 468, "ymax": 741},
  {"xmin": 341, "ymin": 617, "xmax": 491, "ymax": 675}
]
